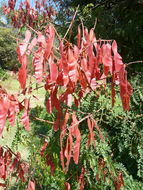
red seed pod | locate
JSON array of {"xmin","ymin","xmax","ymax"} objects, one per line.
[
  {"xmin": 27, "ymin": 180, "xmax": 35, "ymax": 190},
  {"xmin": 40, "ymin": 139, "xmax": 48, "ymax": 156}
]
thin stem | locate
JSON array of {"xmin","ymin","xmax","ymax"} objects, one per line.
[
  {"xmin": 126, "ymin": 61, "xmax": 143, "ymax": 66},
  {"xmin": 53, "ymin": 25, "xmax": 62, "ymax": 41},
  {"xmin": 97, "ymin": 39, "xmax": 113, "ymax": 42},
  {"xmin": 30, "ymin": 115, "xmax": 54, "ymax": 125},
  {"xmin": 79, "ymin": 66, "xmax": 93, "ymax": 91},
  {"xmin": 63, "ymin": 5, "xmax": 79, "ymax": 40},
  {"xmin": 26, "ymin": 24, "xmax": 39, "ymax": 34},
  {"xmin": 68, "ymin": 108, "xmax": 88, "ymax": 115},
  {"xmin": 32, "ymin": 85, "xmax": 44, "ymax": 91},
  {"xmin": 9, "ymin": 34, "xmax": 39, "ymax": 52},
  {"xmin": 4, "ymin": 145, "xmax": 17, "ymax": 157},
  {"xmin": 61, "ymin": 114, "xmax": 91, "ymax": 135},
  {"xmin": 136, "ymin": 114, "xmax": 143, "ymax": 118},
  {"xmin": 93, "ymin": 18, "xmax": 97, "ymax": 31}
]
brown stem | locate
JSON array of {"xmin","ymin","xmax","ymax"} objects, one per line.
[
  {"xmin": 30, "ymin": 115, "xmax": 54, "ymax": 124},
  {"xmin": 126, "ymin": 61, "xmax": 143, "ymax": 66},
  {"xmin": 79, "ymin": 66, "xmax": 93, "ymax": 91},
  {"xmin": 136, "ymin": 114, "xmax": 143, "ymax": 118},
  {"xmin": 93, "ymin": 18, "xmax": 98, "ymax": 31},
  {"xmin": 53, "ymin": 25, "xmax": 62, "ymax": 41},
  {"xmin": 90, "ymin": 116, "xmax": 104, "ymax": 142},
  {"xmin": 63, "ymin": 5, "xmax": 79, "ymax": 40},
  {"xmin": 32, "ymin": 85, "xmax": 44, "ymax": 91},
  {"xmin": 26, "ymin": 24, "xmax": 39, "ymax": 34},
  {"xmin": 97, "ymin": 39, "xmax": 113, "ymax": 42},
  {"xmin": 4, "ymin": 145, "xmax": 18, "ymax": 157},
  {"xmin": 61, "ymin": 114, "xmax": 91, "ymax": 135}
]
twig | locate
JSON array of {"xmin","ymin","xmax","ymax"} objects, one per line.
[
  {"xmin": 93, "ymin": 18, "xmax": 97, "ymax": 31},
  {"xmin": 82, "ymin": 39, "xmax": 113, "ymax": 54},
  {"xmin": 90, "ymin": 116, "xmax": 104, "ymax": 142},
  {"xmin": 4, "ymin": 145, "xmax": 17, "ymax": 157},
  {"xmin": 97, "ymin": 39, "xmax": 113, "ymax": 42},
  {"xmin": 30, "ymin": 115, "xmax": 54, "ymax": 124},
  {"xmin": 126, "ymin": 61, "xmax": 143, "ymax": 66},
  {"xmin": 79, "ymin": 66, "xmax": 93, "ymax": 91},
  {"xmin": 26, "ymin": 24, "xmax": 39, "ymax": 34},
  {"xmin": 9, "ymin": 34, "xmax": 39, "ymax": 52},
  {"xmin": 99, "ymin": 108, "xmax": 104, "ymax": 124},
  {"xmin": 9, "ymin": 34, "xmax": 27, "ymax": 43},
  {"xmin": 4, "ymin": 145, "xmax": 29, "ymax": 163},
  {"xmin": 63, "ymin": 5, "xmax": 79, "ymax": 40},
  {"xmin": 79, "ymin": 18, "xmax": 84, "ymax": 48},
  {"xmin": 68, "ymin": 109, "xmax": 88, "ymax": 115},
  {"xmin": 53, "ymin": 25, "xmax": 62, "ymax": 41},
  {"xmin": 136, "ymin": 114, "xmax": 143, "ymax": 118},
  {"xmin": 32, "ymin": 85, "xmax": 44, "ymax": 91},
  {"xmin": 61, "ymin": 114, "xmax": 91, "ymax": 135}
]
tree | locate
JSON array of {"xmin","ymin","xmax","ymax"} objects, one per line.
[
  {"xmin": 0, "ymin": 27, "xmax": 18, "ymax": 70},
  {"xmin": 56, "ymin": 0, "xmax": 143, "ymax": 72},
  {"xmin": 0, "ymin": 0, "xmax": 142, "ymax": 189}
]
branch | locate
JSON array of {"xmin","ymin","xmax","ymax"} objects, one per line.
[
  {"xmin": 32, "ymin": 85, "xmax": 44, "ymax": 91},
  {"xmin": 93, "ymin": 18, "xmax": 98, "ymax": 31},
  {"xmin": 4, "ymin": 145, "xmax": 28, "ymax": 163},
  {"xmin": 126, "ymin": 61, "xmax": 143, "ymax": 66},
  {"xmin": 4, "ymin": 145, "xmax": 18, "ymax": 157},
  {"xmin": 26, "ymin": 24, "xmax": 39, "ymax": 34},
  {"xmin": 69, "ymin": 114, "xmax": 90, "ymax": 129},
  {"xmin": 30, "ymin": 115, "xmax": 54, "ymax": 125},
  {"xmin": 97, "ymin": 39, "xmax": 113, "ymax": 42},
  {"xmin": 80, "ymin": 18, "xmax": 84, "ymax": 48},
  {"xmin": 61, "ymin": 114, "xmax": 91, "ymax": 135},
  {"xmin": 63, "ymin": 5, "xmax": 79, "ymax": 40},
  {"xmin": 136, "ymin": 114, "xmax": 143, "ymax": 118},
  {"xmin": 79, "ymin": 67, "xmax": 93, "ymax": 91},
  {"xmin": 53, "ymin": 25, "xmax": 62, "ymax": 41}
]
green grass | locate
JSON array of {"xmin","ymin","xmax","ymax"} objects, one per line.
[
  {"xmin": 1, "ymin": 74, "xmax": 19, "ymax": 93},
  {"xmin": 1, "ymin": 73, "xmax": 46, "ymax": 107},
  {"xmin": 0, "ymin": 71, "xmax": 46, "ymax": 141}
]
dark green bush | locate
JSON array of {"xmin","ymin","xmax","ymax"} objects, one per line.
[{"xmin": 0, "ymin": 27, "xmax": 19, "ymax": 70}]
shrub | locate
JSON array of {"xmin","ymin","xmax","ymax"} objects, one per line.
[
  {"xmin": 0, "ymin": 27, "xmax": 19, "ymax": 70},
  {"xmin": 9, "ymin": 76, "xmax": 142, "ymax": 189},
  {"xmin": 14, "ymin": 83, "xmax": 143, "ymax": 190}
]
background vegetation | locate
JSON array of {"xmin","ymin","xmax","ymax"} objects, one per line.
[{"xmin": 0, "ymin": 27, "xmax": 18, "ymax": 70}]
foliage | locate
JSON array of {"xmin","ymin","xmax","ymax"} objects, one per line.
[
  {"xmin": 0, "ymin": 27, "xmax": 18, "ymax": 70},
  {"xmin": 0, "ymin": 66, "xmax": 8, "ymax": 80},
  {"xmin": 10, "ymin": 80, "xmax": 143, "ymax": 189},
  {"xmin": 56, "ymin": 0, "xmax": 143, "ymax": 72},
  {"xmin": 3, "ymin": 0, "xmax": 57, "ymax": 30}
]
